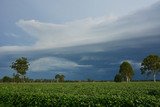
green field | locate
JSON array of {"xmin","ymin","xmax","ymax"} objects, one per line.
[{"xmin": 0, "ymin": 82, "xmax": 160, "ymax": 107}]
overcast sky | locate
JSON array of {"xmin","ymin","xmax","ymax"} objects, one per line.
[{"xmin": 0, "ymin": 0, "xmax": 160, "ymax": 80}]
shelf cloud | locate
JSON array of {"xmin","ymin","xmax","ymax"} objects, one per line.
[{"xmin": 0, "ymin": 2, "xmax": 159, "ymax": 54}]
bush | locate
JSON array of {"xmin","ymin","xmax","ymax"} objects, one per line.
[{"xmin": 114, "ymin": 74, "xmax": 122, "ymax": 82}]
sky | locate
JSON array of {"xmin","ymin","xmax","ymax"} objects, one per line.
[{"xmin": 0, "ymin": 0, "xmax": 160, "ymax": 80}]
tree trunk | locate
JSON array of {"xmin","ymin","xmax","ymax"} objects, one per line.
[
  {"xmin": 153, "ymin": 73, "xmax": 156, "ymax": 82},
  {"xmin": 126, "ymin": 76, "xmax": 129, "ymax": 82},
  {"xmin": 56, "ymin": 79, "xmax": 58, "ymax": 83}
]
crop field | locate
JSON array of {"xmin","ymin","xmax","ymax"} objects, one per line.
[{"xmin": 0, "ymin": 82, "xmax": 160, "ymax": 107}]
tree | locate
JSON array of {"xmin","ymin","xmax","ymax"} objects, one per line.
[
  {"xmin": 87, "ymin": 78, "xmax": 93, "ymax": 82},
  {"xmin": 2, "ymin": 76, "xmax": 12, "ymax": 82},
  {"xmin": 140, "ymin": 54, "xmax": 160, "ymax": 82},
  {"xmin": 55, "ymin": 74, "xmax": 60, "ymax": 82},
  {"xmin": 10, "ymin": 57, "xmax": 30, "ymax": 82},
  {"xmin": 114, "ymin": 74, "xmax": 122, "ymax": 82},
  {"xmin": 55, "ymin": 74, "xmax": 65, "ymax": 82},
  {"xmin": 119, "ymin": 61, "xmax": 134, "ymax": 82},
  {"xmin": 59, "ymin": 74, "xmax": 65, "ymax": 82},
  {"xmin": 13, "ymin": 73, "xmax": 21, "ymax": 83}
]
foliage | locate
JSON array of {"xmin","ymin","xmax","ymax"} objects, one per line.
[
  {"xmin": 2, "ymin": 76, "xmax": 12, "ymax": 82},
  {"xmin": 59, "ymin": 74, "xmax": 65, "ymax": 82},
  {"xmin": 55, "ymin": 74, "xmax": 65, "ymax": 82},
  {"xmin": 1, "ymin": 75, "xmax": 31, "ymax": 83},
  {"xmin": 147, "ymin": 89, "xmax": 160, "ymax": 96},
  {"xmin": 10, "ymin": 57, "xmax": 30, "ymax": 82},
  {"xmin": 55, "ymin": 74, "xmax": 60, "ymax": 82},
  {"xmin": 114, "ymin": 74, "xmax": 122, "ymax": 82},
  {"xmin": 13, "ymin": 73, "xmax": 21, "ymax": 83},
  {"xmin": 0, "ymin": 82, "xmax": 160, "ymax": 106},
  {"xmin": 119, "ymin": 61, "xmax": 134, "ymax": 82},
  {"xmin": 87, "ymin": 78, "xmax": 94, "ymax": 82},
  {"xmin": 141, "ymin": 54, "xmax": 160, "ymax": 82}
]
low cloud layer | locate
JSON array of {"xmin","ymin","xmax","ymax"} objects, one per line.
[{"xmin": 30, "ymin": 57, "xmax": 92, "ymax": 72}]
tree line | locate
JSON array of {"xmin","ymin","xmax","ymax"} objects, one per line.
[{"xmin": 1, "ymin": 54, "xmax": 160, "ymax": 83}]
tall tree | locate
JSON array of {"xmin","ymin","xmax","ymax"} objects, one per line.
[
  {"xmin": 10, "ymin": 57, "xmax": 30, "ymax": 82},
  {"xmin": 140, "ymin": 54, "xmax": 160, "ymax": 82},
  {"xmin": 119, "ymin": 61, "xmax": 134, "ymax": 82}
]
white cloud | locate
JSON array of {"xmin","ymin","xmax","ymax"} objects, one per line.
[
  {"xmin": 16, "ymin": 16, "xmax": 118, "ymax": 49},
  {"xmin": 80, "ymin": 56, "xmax": 108, "ymax": 61},
  {"xmin": 30, "ymin": 57, "xmax": 92, "ymax": 72},
  {"xmin": 80, "ymin": 56, "xmax": 99, "ymax": 61},
  {"xmin": 0, "ymin": 46, "xmax": 29, "ymax": 52},
  {"xmin": 16, "ymin": 4, "xmax": 160, "ymax": 50}
]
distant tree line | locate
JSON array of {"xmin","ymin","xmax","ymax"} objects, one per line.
[
  {"xmin": 0, "ymin": 54, "xmax": 160, "ymax": 83},
  {"xmin": 0, "ymin": 75, "xmax": 32, "ymax": 83}
]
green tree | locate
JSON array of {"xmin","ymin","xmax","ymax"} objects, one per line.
[
  {"xmin": 10, "ymin": 57, "xmax": 30, "ymax": 82},
  {"xmin": 114, "ymin": 74, "xmax": 122, "ymax": 82},
  {"xmin": 2, "ymin": 76, "xmax": 12, "ymax": 82},
  {"xmin": 55, "ymin": 74, "xmax": 65, "ymax": 82},
  {"xmin": 55, "ymin": 74, "xmax": 60, "ymax": 82},
  {"xmin": 140, "ymin": 54, "xmax": 160, "ymax": 82},
  {"xmin": 14, "ymin": 73, "xmax": 21, "ymax": 83},
  {"xmin": 119, "ymin": 61, "xmax": 134, "ymax": 82},
  {"xmin": 59, "ymin": 74, "xmax": 65, "ymax": 82}
]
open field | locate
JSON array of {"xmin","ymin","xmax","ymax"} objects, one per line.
[{"xmin": 0, "ymin": 82, "xmax": 160, "ymax": 106}]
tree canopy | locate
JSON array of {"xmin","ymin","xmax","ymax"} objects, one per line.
[
  {"xmin": 119, "ymin": 61, "xmax": 134, "ymax": 82},
  {"xmin": 10, "ymin": 57, "xmax": 30, "ymax": 82},
  {"xmin": 140, "ymin": 54, "xmax": 160, "ymax": 82},
  {"xmin": 55, "ymin": 74, "xmax": 65, "ymax": 82}
]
